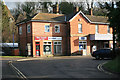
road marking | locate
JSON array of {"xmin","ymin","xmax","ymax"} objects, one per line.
[
  {"xmin": 97, "ymin": 61, "xmax": 113, "ymax": 75},
  {"xmin": 8, "ymin": 61, "xmax": 27, "ymax": 80}
]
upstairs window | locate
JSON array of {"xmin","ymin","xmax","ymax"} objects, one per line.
[
  {"xmin": 45, "ymin": 25, "xmax": 50, "ymax": 32},
  {"xmin": 78, "ymin": 24, "xmax": 82, "ymax": 33},
  {"xmin": 95, "ymin": 25, "xmax": 99, "ymax": 33},
  {"xmin": 27, "ymin": 24, "xmax": 30, "ymax": 33},
  {"xmin": 107, "ymin": 25, "xmax": 110, "ymax": 33},
  {"xmin": 19, "ymin": 26, "xmax": 22, "ymax": 35},
  {"xmin": 55, "ymin": 25, "xmax": 60, "ymax": 33}
]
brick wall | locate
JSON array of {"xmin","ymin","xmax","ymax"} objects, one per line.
[{"xmin": 69, "ymin": 13, "xmax": 113, "ymax": 55}]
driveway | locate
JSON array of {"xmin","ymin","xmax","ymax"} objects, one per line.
[{"xmin": 12, "ymin": 55, "xmax": 119, "ymax": 79}]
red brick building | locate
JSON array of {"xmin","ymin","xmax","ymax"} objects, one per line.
[{"xmin": 16, "ymin": 11, "xmax": 113, "ymax": 57}]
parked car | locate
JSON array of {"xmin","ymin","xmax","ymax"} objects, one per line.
[{"xmin": 91, "ymin": 48, "xmax": 115, "ymax": 60}]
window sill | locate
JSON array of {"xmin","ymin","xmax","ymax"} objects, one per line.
[{"xmin": 78, "ymin": 32, "xmax": 83, "ymax": 34}]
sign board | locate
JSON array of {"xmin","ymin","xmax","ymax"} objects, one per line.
[
  {"xmin": 90, "ymin": 34, "xmax": 113, "ymax": 40},
  {"xmin": 79, "ymin": 37, "xmax": 87, "ymax": 40},
  {"xmin": 35, "ymin": 37, "xmax": 48, "ymax": 40},
  {"xmin": 35, "ymin": 37, "xmax": 62, "ymax": 40},
  {"xmin": 48, "ymin": 37, "xmax": 62, "ymax": 40}
]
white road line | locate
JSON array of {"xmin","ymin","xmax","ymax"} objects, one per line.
[
  {"xmin": 97, "ymin": 61, "xmax": 113, "ymax": 75},
  {"xmin": 8, "ymin": 61, "xmax": 27, "ymax": 80}
]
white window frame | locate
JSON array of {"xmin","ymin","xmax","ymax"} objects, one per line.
[
  {"xmin": 79, "ymin": 41, "xmax": 87, "ymax": 50},
  {"xmin": 54, "ymin": 25, "xmax": 60, "ymax": 33},
  {"xmin": 78, "ymin": 24, "xmax": 82, "ymax": 33},
  {"xmin": 95, "ymin": 25, "xmax": 99, "ymax": 34},
  {"xmin": 19, "ymin": 26, "xmax": 22, "ymax": 35},
  {"xmin": 45, "ymin": 25, "xmax": 50, "ymax": 32},
  {"xmin": 43, "ymin": 41, "xmax": 52, "ymax": 54},
  {"xmin": 54, "ymin": 41, "xmax": 62, "ymax": 54},
  {"xmin": 107, "ymin": 25, "xmax": 110, "ymax": 34},
  {"xmin": 27, "ymin": 24, "xmax": 30, "ymax": 33}
]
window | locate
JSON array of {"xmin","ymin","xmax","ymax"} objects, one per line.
[
  {"xmin": 78, "ymin": 24, "xmax": 82, "ymax": 33},
  {"xmin": 27, "ymin": 24, "xmax": 30, "ymax": 33},
  {"xmin": 95, "ymin": 25, "xmax": 99, "ymax": 33},
  {"xmin": 19, "ymin": 26, "xmax": 22, "ymax": 35},
  {"xmin": 54, "ymin": 41, "xmax": 62, "ymax": 54},
  {"xmin": 45, "ymin": 25, "xmax": 50, "ymax": 32},
  {"xmin": 55, "ymin": 25, "xmax": 60, "ymax": 33},
  {"xmin": 43, "ymin": 41, "xmax": 52, "ymax": 55},
  {"xmin": 107, "ymin": 25, "xmax": 110, "ymax": 33},
  {"xmin": 79, "ymin": 41, "xmax": 87, "ymax": 50}
]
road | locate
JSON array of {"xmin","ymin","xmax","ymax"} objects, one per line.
[
  {"xmin": 1, "ymin": 57, "xmax": 25, "ymax": 79},
  {"xmin": 12, "ymin": 56, "xmax": 119, "ymax": 79}
]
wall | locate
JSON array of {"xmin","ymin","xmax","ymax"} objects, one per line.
[
  {"xmin": 18, "ymin": 22, "xmax": 32, "ymax": 56},
  {"xmin": 32, "ymin": 22, "xmax": 69, "ymax": 56},
  {"xmin": 69, "ymin": 13, "xmax": 113, "ymax": 55}
]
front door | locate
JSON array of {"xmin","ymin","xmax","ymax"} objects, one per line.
[
  {"xmin": 79, "ymin": 41, "xmax": 87, "ymax": 55},
  {"xmin": 35, "ymin": 42, "xmax": 40, "ymax": 56}
]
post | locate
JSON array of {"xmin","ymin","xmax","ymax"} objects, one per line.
[{"xmin": 13, "ymin": 33, "xmax": 14, "ymax": 49}]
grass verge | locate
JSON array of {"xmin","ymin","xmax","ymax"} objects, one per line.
[{"xmin": 103, "ymin": 55, "xmax": 120, "ymax": 73}]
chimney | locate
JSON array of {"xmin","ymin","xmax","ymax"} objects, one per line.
[
  {"xmin": 52, "ymin": 2, "xmax": 59, "ymax": 14},
  {"xmin": 56, "ymin": 3, "xmax": 59, "ymax": 14},
  {"xmin": 90, "ymin": 8, "xmax": 93, "ymax": 16},
  {"xmin": 74, "ymin": 6, "xmax": 79, "ymax": 13},
  {"xmin": 53, "ymin": 5, "xmax": 56, "ymax": 13}
]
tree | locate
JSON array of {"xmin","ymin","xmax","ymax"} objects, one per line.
[
  {"xmin": 1, "ymin": 1, "xmax": 10, "ymax": 42},
  {"xmin": 103, "ymin": 1, "xmax": 120, "ymax": 54},
  {"xmin": 59, "ymin": 2, "xmax": 74, "ymax": 14},
  {"xmin": 22, "ymin": 2, "xmax": 36, "ymax": 19}
]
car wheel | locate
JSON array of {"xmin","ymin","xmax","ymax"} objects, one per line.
[{"xmin": 95, "ymin": 55, "xmax": 100, "ymax": 60}]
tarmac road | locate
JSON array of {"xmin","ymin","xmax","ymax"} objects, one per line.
[{"xmin": 12, "ymin": 56, "xmax": 119, "ymax": 79}]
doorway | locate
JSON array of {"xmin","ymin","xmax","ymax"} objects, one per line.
[
  {"xmin": 35, "ymin": 42, "xmax": 40, "ymax": 56},
  {"xmin": 79, "ymin": 41, "xmax": 87, "ymax": 55}
]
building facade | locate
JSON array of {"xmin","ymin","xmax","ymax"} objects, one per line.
[{"xmin": 17, "ymin": 11, "xmax": 113, "ymax": 57}]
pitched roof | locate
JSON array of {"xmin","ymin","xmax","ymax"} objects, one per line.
[
  {"xmin": 16, "ymin": 11, "xmax": 109, "ymax": 25},
  {"xmin": 68, "ymin": 11, "xmax": 109, "ymax": 24},
  {"xmin": 32, "ymin": 13, "xmax": 65, "ymax": 22},
  {"xmin": 85, "ymin": 15, "xmax": 109, "ymax": 23}
]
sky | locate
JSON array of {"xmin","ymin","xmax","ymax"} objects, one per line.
[{"xmin": 3, "ymin": 0, "xmax": 117, "ymax": 10}]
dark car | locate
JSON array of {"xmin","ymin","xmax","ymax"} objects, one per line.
[{"xmin": 91, "ymin": 48, "xmax": 114, "ymax": 59}]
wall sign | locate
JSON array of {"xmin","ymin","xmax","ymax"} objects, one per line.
[
  {"xmin": 79, "ymin": 37, "xmax": 87, "ymax": 40},
  {"xmin": 48, "ymin": 37, "xmax": 62, "ymax": 40},
  {"xmin": 35, "ymin": 37, "xmax": 62, "ymax": 40},
  {"xmin": 35, "ymin": 37, "xmax": 48, "ymax": 40}
]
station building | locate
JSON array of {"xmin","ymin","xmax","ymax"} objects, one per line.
[{"xmin": 16, "ymin": 11, "xmax": 113, "ymax": 57}]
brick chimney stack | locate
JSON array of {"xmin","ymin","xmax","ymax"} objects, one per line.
[
  {"xmin": 74, "ymin": 6, "xmax": 79, "ymax": 13},
  {"xmin": 90, "ymin": 8, "xmax": 93, "ymax": 16},
  {"xmin": 56, "ymin": 3, "xmax": 59, "ymax": 14},
  {"xmin": 53, "ymin": 2, "xmax": 59, "ymax": 14}
]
